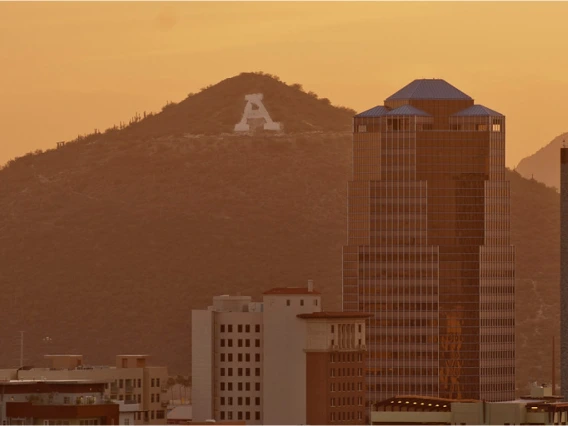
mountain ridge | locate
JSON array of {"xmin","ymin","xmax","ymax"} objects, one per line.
[{"xmin": 0, "ymin": 73, "xmax": 561, "ymax": 395}]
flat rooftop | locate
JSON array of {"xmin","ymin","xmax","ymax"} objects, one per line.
[
  {"xmin": 44, "ymin": 354, "xmax": 83, "ymax": 357},
  {"xmin": 0, "ymin": 379, "xmax": 106, "ymax": 385},
  {"xmin": 116, "ymin": 355, "xmax": 150, "ymax": 357},
  {"xmin": 297, "ymin": 312, "xmax": 371, "ymax": 319},
  {"xmin": 263, "ymin": 287, "xmax": 320, "ymax": 295}
]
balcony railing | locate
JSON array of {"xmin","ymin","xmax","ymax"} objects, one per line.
[{"xmin": 22, "ymin": 395, "xmax": 106, "ymax": 406}]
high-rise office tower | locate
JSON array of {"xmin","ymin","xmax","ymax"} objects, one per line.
[
  {"xmin": 343, "ymin": 79, "xmax": 515, "ymax": 403},
  {"xmin": 560, "ymin": 147, "xmax": 568, "ymax": 401}
]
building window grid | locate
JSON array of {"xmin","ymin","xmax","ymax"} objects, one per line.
[{"xmin": 349, "ymin": 112, "xmax": 512, "ymax": 400}]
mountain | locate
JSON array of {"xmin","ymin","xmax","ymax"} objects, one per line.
[
  {"xmin": 96, "ymin": 71, "xmax": 354, "ymax": 140},
  {"xmin": 508, "ymin": 170, "xmax": 560, "ymax": 390},
  {"xmin": 516, "ymin": 132, "xmax": 568, "ymax": 190},
  {"xmin": 0, "ymin": 72, "xmax": 561, "ymax": 396}
]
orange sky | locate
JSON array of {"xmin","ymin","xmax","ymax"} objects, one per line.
[{"xmin": 1, "ymin": 2, "xmax": 568, "ymax": 167}]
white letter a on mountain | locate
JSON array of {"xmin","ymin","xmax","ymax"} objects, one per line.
[{"xmin": 234, "ymin": 94, "xmax": 281, "ymax": 131}]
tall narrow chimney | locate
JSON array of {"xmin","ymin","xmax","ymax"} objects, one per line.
[
  {"xmin": 560, "ymin": 146, "xmax": 568, "ymax": 401},
  {"xmin": 307, "ymin": 279, "xmax": 314, "ymax": 292}
]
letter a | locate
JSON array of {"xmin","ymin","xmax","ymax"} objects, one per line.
[{"xmin": 234, "ymin": 93, "xmax": 281, "ymax": 132}]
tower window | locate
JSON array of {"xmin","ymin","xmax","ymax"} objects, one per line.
[{"xmin": 387, "ymin": 118, "xmax": 401, "ymax": 131}]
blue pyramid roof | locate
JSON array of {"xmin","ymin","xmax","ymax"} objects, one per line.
[
  {"xmin": 451, "ymin": 104, "xmax": 504, "ymax": 117},
  {"xmin": 355, "ymin": 105, "xmax": 389, "ymax": 118},
  {"xmin": 386, "ymin": 79, "xmax": 472, "ymax": 101},
  {"xmin": 385, "ymin": 105, "xmax": 430, "ymax": 117}
]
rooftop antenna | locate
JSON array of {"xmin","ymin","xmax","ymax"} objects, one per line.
[
  {"xmin": 19, "ymin": 331, "xmax": 24, "ymax": 368},
  {"xmin": 553, "ymin": 336, "xmax": 556, "ymax": 395}
]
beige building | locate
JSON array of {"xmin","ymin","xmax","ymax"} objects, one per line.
[
  {"xmin": 192, "ymin": 280, "xmax": 369, "ymax": 425},
  {"xmin": 0, "ymin": 354, "xmax": 168, "ymax": 425},
  {"xmin": 192, "ymin": 294, "xmax": 264, "ymax": 424}
]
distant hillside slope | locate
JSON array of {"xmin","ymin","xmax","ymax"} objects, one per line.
[
  {"xmin": 516, "ymin": 132, "xmax": 568, "ymax": 189},
  {"xmin": 0, "ymin": 132, "xmax": 351, "ymax": 370},
  {"xmin": 0, "ymin": 73, "xmax": 561, "ymax": 396},
  {"xmin": 508, "ymin": 169, "xmax": 560, "ymax": 389}
]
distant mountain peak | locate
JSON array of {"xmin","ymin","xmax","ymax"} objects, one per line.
[{"xmin": 516, "ymin": 131, "xmax": 568, "ymax": 189}]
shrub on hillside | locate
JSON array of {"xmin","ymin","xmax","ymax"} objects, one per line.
[{"xmin": 161, "ymin": 101, "xmax": 178, "ymax": 112}]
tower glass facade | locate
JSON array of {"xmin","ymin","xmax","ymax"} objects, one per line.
[{"xmin": 342, "ymin": 80, "xmax": 515, "ymax": 404}]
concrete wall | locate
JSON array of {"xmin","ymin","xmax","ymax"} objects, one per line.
[
  {"xmin": 45, "ymin": 355, "xmax": 83, "ymax": 369},
  {"xmin": 486, "ymin": 403, "xmax": 524, "ymax": 425},
  {"xmin": 262, "ymin": 293, "xmax": 321, "ymax": 425},
  {"xmin": 371, "ymin": 411, "xmax": 451, "ymax": 424},
  {"xmin": 0, "ymin": 369, "xmax": 17, "ymax": 380},
  {"xmin": 191, "ymin": 309, "xmax": 214, "ymax": 422},
  {"xmin": 451, "ymin": 402, "xmax": 483, "ymax": 424}
]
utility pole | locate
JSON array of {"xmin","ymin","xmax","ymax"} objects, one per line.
[
  {"xmin": 553, "ymin": 336, "xmax": 556, "ymax": 395},
  {"xmin": 19, "ymin": 331, "xmax": 24, "ymax": 367}
]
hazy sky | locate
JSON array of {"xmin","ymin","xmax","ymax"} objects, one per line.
[{"xmin": 1, "ymin": 2, "xmax": 568, "ymax": 167}]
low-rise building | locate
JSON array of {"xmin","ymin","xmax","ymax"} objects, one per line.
[
  {"xmin": 0, "ymin": 354, "xmax": 168, "ymax": 424},
  {"xmin": 167, "ymin": 405, "xmax": 192, "ymax": 424},
  {"xmin": 370, "ymin": 385, "xmax": 568, "ymax": 425},
  {"xmin": 115, "ymin": 399, "xmax": 141, "ymax": 425},
  {"xmin": 0, "ymin": 379, "xmax": 119, "ymax": 425}
]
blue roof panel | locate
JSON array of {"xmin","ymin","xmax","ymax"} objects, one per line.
[
  {"xmin": 452, "ymin": 104, "xmax": 504, "ymax": 117},
  {"xmin": 385, "ymin": 105, "xmax": 430, "ymax": 117},
  {"xmin": 386, "ymin": 79, "xmax": 473, "ymax": 101},
  {"xmin": 355, "ymin": 105, "xmax": 389, "ymax": 118}
]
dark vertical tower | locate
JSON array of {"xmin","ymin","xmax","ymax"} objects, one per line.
[
  {"xmin": 560, "ymin": 147, "xmax": 568, "ymax": 400},
  {"xmin": 343, "ymin": 79, "xmax": 515, "ymax": 404}
]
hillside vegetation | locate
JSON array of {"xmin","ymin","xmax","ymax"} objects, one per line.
[{"xmin": 0, "ymin": 73, "xmax": 561, "ymax": 395}]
